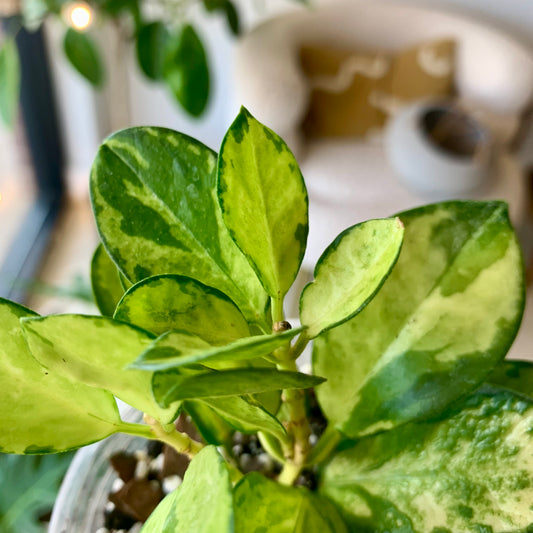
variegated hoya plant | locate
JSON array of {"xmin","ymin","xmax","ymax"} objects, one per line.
[{"xmin": 1, "ymin": 108, "xmax": 532, "ymax": 532}]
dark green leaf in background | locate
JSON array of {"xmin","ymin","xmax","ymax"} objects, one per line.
[
  {"xmin": 234, "ymin": 472, "xmax": 348, "ymax": 533},
  {"xmin": 487, "ymin": 359, "xmax": 533, "ymax": 399},
  {"xmin": 63, "ymin": 28, "xmax": 104, "ymax": 86},
  {"xmin": 218, "ymin": 108, "xmax": 308, "ymax": 304},
  {"xmin": 224, "ymin": 1, "xmax": 240, "ymax": 35},
  {"xmin": 0, "ymin": 39, "xmax": 20, "ymax": 128},
  {"xmin": 0, "ymin": 453, "xmax": 73, "ymax": 533},
  {"xmin": 314, "ymin": 201, "xmax": 525, "ymax": 438},
  {"xmin": 321, "ymin": 389, "xmax": 533, "ymax": 532},
  {"xmin": 136, "ymin": 21, "xmax": 169, "ymax": 80},
  {"xmin": 163, "ymin": 24, "xmax": 209, "ymax": 117},
  {"xmin": 91, "ymin": 243, "xmax": 125, "ymax": 316}
]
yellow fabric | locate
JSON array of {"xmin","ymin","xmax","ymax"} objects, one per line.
[{"xmin": 300, "ymin": 39, "xmax": 456, "ymax": 138}]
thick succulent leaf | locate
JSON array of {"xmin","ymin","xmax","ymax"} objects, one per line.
[
  {"xmin": 218, "ymin": 108, "xmax": 308, "ymax": 302},
  {"xmin": 487, "ymin": 360, "xmax": 533, "ymax": 399},
  {"xmin": 91, "ymin": 243, "xmax": 125, "ymax": 316},
  {"xmin": 63, "ymin": 28, "xmax": 104, "ymax": 86},
  {"xmin": 314, "ymin": 201, "xmax": 525, "ymax": 437},
  {"xmin": 114, "ymin": 274, "xmax": 250, "ymax": 341},
  {"xmin": 132, "ymin": 327, "xmax": 302, "ymax": 371},
  {"xmin": 0, "ymin": 299, "xmax": 121, "ymax": 454},
  {"xmin": 90, "ymin": 126, "xmax": 269, "ymax": 329},
  {"xmin": 321, "ymin": 389, "xmax": 533, "ymax": 532},
  {"xmin": 136, "ymin": 21, "xmax": 169, "ymax": 80},
  {"xmin": 201, "ymin": 396, "xmax": 286, "ymax": 441},
  {"xmin": 152, "ymin": 367, "xmax": 324, "ymax": 406},
  {"xmin": 21, "ymin": 314, "xmax": 179, "ymax": 423},
  {"xmin": 234, "ymin": 472, "xmax": 348, "ymax": 533},
  {"xmin": 141, "ymin": 446, "xmax": 233, "ymax": 533},
  {"xmin": 163, "ymin": 24, "xmax": 209, "ymax": 117},
  {"xmin": 0, "ymin": 39, "xmax": 20, "ymax": 128},
  {"xmin": 300, "ymin": 218, "xmax": 404, "ymax": 338}
]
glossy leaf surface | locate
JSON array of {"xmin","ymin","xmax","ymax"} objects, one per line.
[
  {"xmin": 63, "ymin": 28, "xmax": 103, "ymax": 86},
  {"xmin": 91, "ymin": 243, "xmax": 125, "ymax": 316},
  {"xmin": 218, "ymin": 108, "xmax": 308, "ymax": 301},
  {"xmin": 21, "ymin": 314, "xmax": 178, "ymax": 423},
  {"xmin": 322, "ymin": 389, "xmax": 533, "ymax": 532},
  {"xmin": 90, "ymin": 126, "xmax": 269, "ymax": 329},
  {"xmin": 163, "ymin": 25, "xmax": 209, "ymax": 117},
  {"xmin": 314, "ymin": 201, "xmax": 524, "ymax": 437},
  {"xmin": 300, "ymin": 218, "xmax": 404, "ymax": 338},
  {"xmin": 115, "ymin": 274, "xmax": 250, "ymax": 341},
  {"xmin": 0, "ymin": 39, "xmax": 20, "ymax": 127},
  {"xmin": 234, "ymin": 473, "xmax": 348, "ymax": 533},
  {"xmin": 132, "ymin": 327, "xmax": 302, "ymax": 371},
  {"xmin": 141, "ymin": 446, "xmax": 233, "ymax": 533},
  {"xmin": 136, "ymin": 21, "xmax": 168, "ymax": 80},
  {"xmin": 152, "ymin": 367, "xmax": 324, "ymax": 406},
  {"xmin": 0, "ymin": 299, "xmax": 120, "ymax": 454},
  {"xmin": 201, "ymin": 396, "xmax": 286, "ymax": 441}
]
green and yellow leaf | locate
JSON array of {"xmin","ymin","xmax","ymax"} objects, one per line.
[{"xmin": 91, "ymin": 243, "xmax": 125, "ymax": 317}]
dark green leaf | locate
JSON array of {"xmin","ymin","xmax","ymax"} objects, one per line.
[
  {"xmin": 184, "ymin": 400, "xmax": 233, "ymax": 445},
  {"xmin": 300, "ymin": 218, "xmax": 403, "ymax": 338},
  {"xmin": 132, "ymin": 327, "xmax": 302, "ymax": 371},
  {"xmin": 140, "ymin": 446, "xmax": 234, "ymax": 533},
  {"xmin": 0, "ymin": 453, "xmax": 73, "ymax": 533},
  {"xmin": 224, "ymin": 1, "xmax": 240, "ymax": 35},
  {"xmin": 0, "ymin": 39, "xmax": 20, "ymax": 128},
  {"xmin": 152, "ymin": 367, "xmax": 324, "ymax": 406},
  {"xmin": 322, "ymin": 389, "xmax": 533, "ymax": 532},
  {"xmin": 218, "ymin": 108, "xmax": 308, "ymax": 303},
  {"xmin": 63, "ymin": 28, "xmax": 104, "ymax": 87},
  {"xmin": 0, "ymin": 299, "xmax": 121, "ymax": 454},
  {"xmin": 21, "ymin": 314, "xmax": 179, "ymax": 423},
  {"xmin": 163, "ymin": 24, "xmax": 209, "ymax": 117},
  {"xmin": 91, "ymin": 243, "xmax": 125, "ymax": 316},
  {"xmin": 234, "ymin": 472, "xmax": 348, "ymax": 533},
  {"xmin": 90, "ymin": 126, "xmax": 269, "ymax": 329},
  {"xmin": 136, "ymin": 21, "xmax": 169, "ymax": 80},
  {"xmin": 314, "ymin": 201, "xmax": 525, "ymax": 437},
  {"xmin": 115, "ymin": 274, "xmax": 250, "ymax": 341},
  {"xmin": 487, "ymin": 360, "xmax": 533, "ymax": 399}
]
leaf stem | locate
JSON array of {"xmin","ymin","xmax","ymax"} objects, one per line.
[
  {"xmin": 142, "ymin": 415, "xmax": 204, "ymax": 459},
  {"xmin": 305, "ymin": 424, "xmax": 342, "ymax": 466},
  {"xmin": 278, "ymin": 461, "xmax": 301, "ymax": 486},
  {"xmin": 271, "ymin": 295, "xmax": 284, "ymax": 324}
]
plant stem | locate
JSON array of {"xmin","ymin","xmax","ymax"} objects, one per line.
[
  {"xmin": 278, "ymin": 461, "xmax": 301, "ymax": 486},
  {"xmin": 142, "ymin": 415, "xmax": 204, "ymax": 459},
  {"xmin": 271, "ymin": 295, "xmax": 284, "ymax": 324}
]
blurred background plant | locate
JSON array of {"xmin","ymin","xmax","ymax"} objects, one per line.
[{"xmin": 0, "ymin": 0, "xmax": 304, "ymax": 126}]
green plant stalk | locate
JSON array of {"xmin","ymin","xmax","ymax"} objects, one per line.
[{"xmin": 142, "ymin": 415, "xmax": 204, "ymax": 459}]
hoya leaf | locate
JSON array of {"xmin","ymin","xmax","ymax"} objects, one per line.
[
  {"xmin": 91, "ymin": 243, "xmax": 125, "ymax": 317},
  {"xmin": 234, "ymin": 472, "xmax": 348, "ymax": 533},
  {"xmin": 0, "ymin": 39, "xmax": 20, "ymax": 128},
  {"xmin": 314, "ymin": 201, "xmax": 525, "ymax": 437},
  {"xmin": 136, "ymin": 21, "xmax": 169, "ymax": 80},
  {"xmin": 141, "ymin": 446, "xmax": 233, "ymax": 533},
  {"xmin": 321, "ymin": 389, "xmax": 533, "ymax": 532},
  {"xmin": 0, "ymin": 453, "xmax": 73, "ymax": 533},
  {"xmin": 0, "ymin": 299, "xmax": 121, "ymax": 454},
  {"xmin": 132, "ymin": 327, "xmax": 302, "ymax": 371},
  {"xmin": 163, "ymin": 24, "xmax": 209, "ymax": 117},
  {"xmin": 201, "ymin": 396, "xmax": 287, "ymax": 441},
  {"xmin": 184, "ymin": 400, "xmax": 233, "ymax": 445},
  {"xmin": 487, "ymin": 360, "xmax": 533, "ymax": 399},
  {"xmin": 300, "ymin": 218, "xmax": 404, "ymax": 338},
  {"xmin": 90, "ymin": 126, "xmax": 269, "ymax": 329},
  {"xmin": 63, "ymin": 28, "xmax": 104, "ymax": 86},
  {"xmin": 218, "ymin": 108, "xmax": 308, "ymax": 302},
  {"xmin": 152, "ymin": 367, "xmax": 324, "ymax": 406},
  {"xmin": 21, "ymin": 314, "xmax": 179, "ymax": 423},
  {"xmin": 114, "ymin": 274, "xmax": 250, "ymax": 341}
]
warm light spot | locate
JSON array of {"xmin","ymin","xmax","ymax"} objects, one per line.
[{"xmin": 65, "ymin": 2, "xmax": 93, "ymax": 31}]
